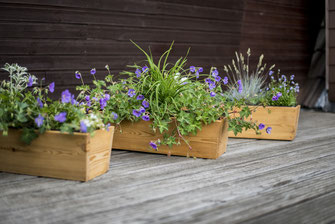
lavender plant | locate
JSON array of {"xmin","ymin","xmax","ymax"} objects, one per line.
[{"xmin": 0, "ymin": 63, "xmax": 106, "ymax": 144}]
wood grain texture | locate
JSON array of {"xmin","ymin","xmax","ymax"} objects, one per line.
[
  {"xmin": 113, "ymin": 119, "xmax": 228, "ymax": 159},
  {"xmin": 228, "ymin": 105, "xmax": 300, "ymax": 140},
  {"xmin": 0, "ymin": 110, "xmax": 334, "ymax": 224},
  {"xmin": 0, "ymin": 128, "xmax": 114, "ymax": 181}
]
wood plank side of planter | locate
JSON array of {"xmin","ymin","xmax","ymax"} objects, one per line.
[
  {"xmin": 112, "ymin": 119, "xmax": 228, "ymax": 159},
  {"xmin": 0, "ymin": 128, "xmax": 114, "ymax": 181},
  {"xmin": 228, "ymin": 105, "xmax": 300, "ymax": 140}
]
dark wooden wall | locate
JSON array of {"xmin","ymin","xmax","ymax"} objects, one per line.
[
  {"xmin": 328, "ymin": 0, "xmax": 335, "ymax": 102},
  {"xmin": 0, "ymin": 0, "xmax": 318, "ymax": 99}
]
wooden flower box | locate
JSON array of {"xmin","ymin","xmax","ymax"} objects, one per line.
[
  {"xmin": 112, "ymin": 118, "xmax": 228, "ymax": 159},
  {"xmin": 228, "ymin": 105, "xmax": 300, "ymax": 140},
  {"xmin": 0, "ymin": 128, "xmax": 114, "ymax": 181}
]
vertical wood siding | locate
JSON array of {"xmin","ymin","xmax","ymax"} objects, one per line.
[
  {"xmin": 328, "ymin": 0, "xmax": 335, "ymax": 102},
  {"xmin": 0, "ymin": 0, "xmax": 316, "ymax": 100}
]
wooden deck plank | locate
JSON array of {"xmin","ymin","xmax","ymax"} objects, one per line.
[{"xmin": 0, "ymin": 110, "xmax": 335, "ymax": 223}]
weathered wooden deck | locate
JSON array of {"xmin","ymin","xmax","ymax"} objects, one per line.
[{"xmin": 1, "ymin": 109, "xmax": 335, "ymax": 224}]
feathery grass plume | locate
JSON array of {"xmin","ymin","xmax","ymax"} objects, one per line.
[{"xmin": 224, "ymin": 48, "xmax": 275, "ymax": 105}]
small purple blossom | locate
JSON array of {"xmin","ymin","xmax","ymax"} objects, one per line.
[
  {"xmin": 276, "ymin": 92, "xmax": 282, "ymax": 97},
  {"xmin": 136, "ymin": 95, "xmax": 144, "ymax": 100},
  {"xmin": 211, "ymin": 69, "xmax": 219, "ymax": 77},
  {"xmin": 61, "ymin": 89, "xmax": 72, "ymax": 103},
  {"xmin": 75, "ymin": 71, "xmax": 81, "ymax": 79},
  {"xmin": 37, "ymin": 97, "xmax": 43, "ymax": 108},
  {"xmin": 139, "ymin": 107, "xmax": 146, "ymax": 113},
  {"xmin": 54, "ymin": 112, "xmax": 67, "ymax": 123},
  {"xmin": 266, "ymin": 127, "xmax": 272, "ymax": 134},
  {"xmin": 198, "ymin": 67, "xmax": 203, "ymax": 73},
  {"xmin": 142, "ymin": 115, "xmax": 150, "ymax": 121},
  {"xmin": 237, "ymin": 80, "xmax": 243, "ymax": 93},
  {"xmin": 290, "ymin": 74, "xmax": 295, "ymax": 80},
  {"xmin": 99, "ymin": 98, "xmax": 107, "ymax": 110},
  {"xmin": 271, "ymin": 76, "xmax": 274, "ymax": 79},
  {"xmin": 80, "ymin": 121, "xmax": 87, "ymax": 133},
  {"xmin": 128, "ymin": 89, "xmax": 136, "ymax": 97},
  {"xmin": 209, "ymin": 83, "xmax": 216, "ymax": 90},
  {"xmin": 35, "ymin": 114, "xmax": 44, "ymax": 127},
  {"xmin": 105, "ymin": 94, "xmax": 110, "ymax": 101},
  {"xmin": 190, "ymin": 66, "xmax": 196, "ymax": 73},
  {"xmin": 90, "ymin": 68, "xmax": 96, "ymax": 75},
  {"xmin": 106, "ymin": 123, "xmax": 111, "ymax": 132},
  {"xmin": 142, "ymin": 66, "xmax": 149, "ymax": 73},
  {"xmin": 215, "ymin": 75, "xmax": 221, "ymax": 82},
  {"xmin": 210, "ymin": 92, "xmax": 216, "ymax": 97},
  {"xmin": 195, "ymin": 71, "xmax": 199, "ymax": 79},
  {"xmin": 149, "ymin": 141, "xmax": 158, "ymax": 150},
  {"xmin": 111, "ymin": 112, "xmax": 118, "ymax": 120},
  {"xmin": 85, "ymin": 95, "xmax": 90, "ymax": 101},
  {"xmin": 272, "ymin": 95, "xmax": 278, "ymax": 101},
  {"xmin": 269, "ymin": 71, "xmax": 274, "ymax": 76},
  {"xmin": 135, "ymin": 68, "xmax": 141, "ymax": 78},
  {"xmin": 27, "ymin": 76, "xmax": 33, "ymax": 87},
  {"xmin": 49, "ymin": 82, "xmax": 55, "ymax": 93},
  {"xmin": 142, "ymin": 100, "xmax": 149, "ymax": 108},
  {"xmin": 71, "ymin": 96, "xmax": 78, "ymax": 105},
  {"xmin": 205, "ymin": 78, "xmax": 214, "ymax": 85},
  {"xmin": 132, "ymin": 109, "xmax": 141, "ymax": 117},
  {"xmin": 258, "ymin": 123, "xmax": 265, "ymax": 130},
  {"xmin": 223, "ymin": 76, "xmax": 228, "ymax": 85}
]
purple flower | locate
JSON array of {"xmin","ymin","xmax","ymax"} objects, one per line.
[
  {"xmin": 237, "ymin": 80, "xmax": 243, "ymax": 93},
  {"xmin": 71, "ymin": 95, "xmax": 78, "ymax": 105},
  {"xmin": 54, "ymin": 112, "xmax": 67, "ymax": 123},
  {"xmin": 210, "ymin": 92, "xmax": 216, "ymax": 97},
  {"xmin": 276, "ymin": 92, "xmax": 282, "ymax": 97},
  {"xmin": 49, "ymin": 82, "xmax": 55, "ymax": 93},
  {"xmin": 290, "ymin": 74, "xmax": 295, "ymax": 80},
  {"xmin": 132, "ymin": 109, "xmax": 141, "ymax": 117},
  {"xmin": 223, "ymin": 76, "xmax": 228, "ymax": 85},
  {"xmin": 27, "ymin": 76, "xmax": 33, "ymax": 87},
  {"xmin": 136, "ymin": 95, "xmax": 144, "ymax": 100},
  {"xmin": 266, "ymin": 127, "xmax": 272, "ymax": 134},
  {"xmin": 80, "ymin": 121, "xmax": 87, "ymax": 133},
  {"xmin": 211, "ymin": 69, "xmax": 219, "ymax": 77},
  {"xmin": 205, "ymin": 78, "xmax": 213, "ymax": 84},
  {"xmin": 35, "ymin": 114, "xmax": 44, "ymax": 127},
  {"xmin": 99, "ymin": 98, "xmax": 107, "ymax": 110},
  {"xmin": 142, "ymin": 66, "xmax": 149, "ymax": 73},
  {"xmin": 106, "ymin": 123, "xmax": 111, "ymax": 132},
  {"xmin": 90, "ymin": 68, "xmax": 96, "ymax": 75},
  {"xmin": 258, "ymin": 123, "xmax": 265, "ymax": 130},
  {"xmin": 139, "ymin": 107, "xmax": 146, "ymax": 113},
  {"xmin": 269, "ymin": 71, "xmax": 274, "ymax": 76},
  {"xmin": 272, "ymin": 95, "xmax": 278, "ymax": 101},
  {"xmin": 209, "ymin": 83, "xmax": 216, "ymax": 90},
  {"xmin": 135, "ymin": 68, "xmax": 141, "ymax": 78},
  {"xmin": 128, "ymin": 89, "xmax": 136, "ymax": 97},
  {"xmin": 215, "ymin": 75, "xmax": 221, "ymax": 82},
  {"xmin": 190, "ymin": 66, "xmax": 196, "ymax": 73},
  {"xmin": 271, "ymin": 76, "xmax": 274, "ymax": 79},
  {"xmin": 85, "ymin": 95, "xmax": 90, "ymax": 101},
  {"xmin": 61, "ymin": 90, "xmax": 72, "ymax": 103},
  {"xmin": 37, "ymin": 97, "xmax": 43, "ymax": 108},
  {"xmin": 198, "ymin": 67, "xmax": 203, "ymax": 73},
  {"xmin": 195, "ymin": 71, "xmax": 199, "ymax": 79},
  {"xmin": 237, "ymin": 80, "xmax": 242, "ymax": 85},
  {"xmin": 75, "ymin": 71, "xmax": 81, "ymax": 79},
  {"xmin": 142, "ymin": 100, "xmax": 149, "ymax": 108},
  {"xmin": 111, "ymin": 112, "xmax": 118, "ymax": 120},
  {"xmin": 149, "ymin": 141, "xmax": 158, "ymax": 150},
  {"xmin": 105, "ymin": 94, "xmax": 110, "ymax": 101},
  {"xmin": 142, "ymin": 115, "xmax": 150, "ymax": 121}
]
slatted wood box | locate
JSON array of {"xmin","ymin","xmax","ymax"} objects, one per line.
[
  {"xmin": 228, "ymin": 105, "xmax": 300, "ymax": 140},
  {"xmin": 113, "ymin": 118, "xmax": 228, "ymax": 159},
  {"xmin": 0, "ymin": 128, "xmax": 114, "ymax": 181}
]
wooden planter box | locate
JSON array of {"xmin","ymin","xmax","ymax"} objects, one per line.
[
  {"xmin": 0, "ymin": 128, "xmax": 114, "ymax": 181},
  {"xmin": 112, "ymin": 119, "xmax": 228, "ymax": 159},
  {"xmin": 228, "ymin": 105, "xmax": 300, "ymax": 140}
]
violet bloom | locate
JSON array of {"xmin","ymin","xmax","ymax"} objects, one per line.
[
  {"xmin": 212, "ymin": 69, "xmax": 219, "ymax": 77},
  {"xmin": 290, "ymin": 74, "xmax": 295, "ymax": 80},
  {"xmin": 272, "ymin": 95, "xmax": 278, "ymax": 101},
  {"xmin": 142, "ymin": 66, "xmax": 149, "ymax": 73},
  {"xmin": 210, "ymin": 92, "xmax": 216, "ymax": 97},
  {"xmin": 149, "ymin": 141, "xmax": 158, "ymax": 150},
  {"xmin": 128, "ymin": 89, "xmax": 136, "ymax": 97},
  {"xmin": 132, "ymin": 109, "xmax": 141, "ymax": 117},
  {"xmin": 27, "ymin": 76, "xmax": 33, "ymax": 87},
  {"xmin": 215, "ymin": 75, "xmax": 221, "ymax": 82},
  {"xmin": 35, "ymin": 114, "xmax": 44, "ymax": 127},
  {"xmin": 136, "ymin": 95, "xmax": 144, "ymax": 100},
  {"xmin": 80, "ymin": 121, "xmax": 87, "ymax": 133},
  {"xmin": 142, "ymin": 115, "xmax": 150, "ymax": 121},
  {"xmin": 190, "ymin": 66, "xmax": 196, "ymax": 73},
  {"xmin": 61, "ymin": 90, "xmax": 72, "ymax": 103},
  {"xmin": 269, "ymin": 71, "xmax": 274, "ymax": 76},
  {"xmin": 106, "ymin": 123, "xmax": 111, "ymax": 132},
  {"xmin": 71, "ymin": 95, "xmax": 78, "ymax": 105},
  {"xmin": 237, "ymin": 80, "xmax": 243, "ymax": 93},
  {"xmin": 276, "ymin": 92, "xmax": 282, "ymax": 98},
  {"xmin": 195, "ymin": 71, "xmax": 199, "ymax": 79},
  {"xmin": 258, "ymin": 123, "xmax": 265, "ymax": 130},
  {"xmin": 54, "ymin": 112, "xmax": 67, "ymax": 123},
  {"xmin": 91, "ymin": 68, "xmax": 96, "ymax": 75},
  {"xmin": 99, "ymin": 98, "xmax": 107, "ymax": 110},
  {"xmin": 75, "ymin": 71, "xmax": 81, "ymax": 79},
  {"xmin": 111, "ymin": 112, "xmax": 118, "ymax": 120},
  {"xmin": 135, "ymin": 68, "xmax": 141, "ymax": 78},
  {"xmin": 37, "ymin": 97, "xmax": 43, "ymax": 108},
  {"xmin": 139, "ymin": 107, "xmax": 146, "ymax": 113},
  {"xmin": 209, "ymin": 83, "xmax": 216, "ymax": 90},
  {"xmin": 49, "ymin": 82, "xmax": 55, "ymax": 93},
  {"xmin": 266, "ymin": 127, "xmax": 272, "ymax": 134},
  {"xmin": 85, "ymin": 95, "xmax": 90, "ymax": 101},
  {"xmin": 223, "ymin": 76, "xmax": 228, "ymax": 85},
  {"xmin": 198, "ymin": 67, "xmax": 203, "ymax": 73},
  {"xmin": 142, "ymin": 100, "xmax": 149, "ymax": 108},
  {"xmin": 105, "ymin": 94, "xmax": 110, "ymax": 101}
]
